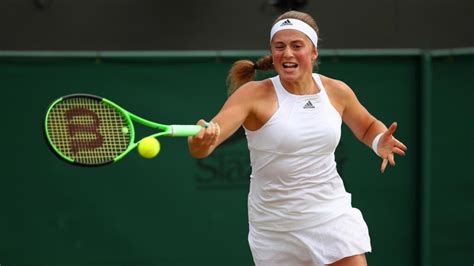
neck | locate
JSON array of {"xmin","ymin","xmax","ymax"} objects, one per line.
[{"xmin": 280, "ymin": 74, "xmax": 319, "ymax": 95}]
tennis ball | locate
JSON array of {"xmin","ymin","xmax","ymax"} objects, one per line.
[{"xmin": 137, "ymin": 137, "xmax": 160, "ymax": 159}]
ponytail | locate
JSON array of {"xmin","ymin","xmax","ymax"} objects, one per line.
[{"xmin": 226, "ymin": 55, "xmax": 274, "ymax": 96}]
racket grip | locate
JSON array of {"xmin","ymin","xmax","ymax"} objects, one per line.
[{"xmin": 170, "ymin": 125, "xmax": 203, "ymax": 136}]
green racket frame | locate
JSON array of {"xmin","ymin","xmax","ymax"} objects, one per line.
[{"xmin": 44, "ymin": 94, "xmax": 202, "ymax": 166}]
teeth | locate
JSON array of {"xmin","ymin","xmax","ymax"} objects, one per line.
[{"xmin": 283, "ymin": 63, "xmax": 298, "ymax": 68}]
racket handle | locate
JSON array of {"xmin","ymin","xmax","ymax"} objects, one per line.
[{"xmin": 170, "ymin": 125, "xmax": 203, "ymax": 136}]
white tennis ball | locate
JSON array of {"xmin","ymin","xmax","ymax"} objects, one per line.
[{"xmin": 137, "ymin": 137, "xmax": 160, "ymax": 159}]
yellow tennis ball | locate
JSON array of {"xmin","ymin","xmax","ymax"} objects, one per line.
[{"xmin": 137, "ymin": 137, "xmax": 160, "ymax": 159}]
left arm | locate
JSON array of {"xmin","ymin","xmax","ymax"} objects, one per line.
[{"xmin": 332, "ymin": 80, "xmax": 407, "ymax": 173}]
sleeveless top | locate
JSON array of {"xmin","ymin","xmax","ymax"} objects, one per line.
[{"xmin": 244, "ymin": 74, "xmax": 352, "ymax": 231}]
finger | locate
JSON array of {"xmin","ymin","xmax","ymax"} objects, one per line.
[
  {"xmin": 393, "ymin": 147, "xmax": 406, "ymax": 156},
  {"xmin": 192, "ymin": 120, "xmax": 211, "ymax": 142},
  {"xmin": 387, "ymin": 122, "xmax": 398, "ymax": 136},
  {"xmin": 194, "ymin": 119, "xmax": 208, "ymax": 138},
  {"xmin": 187, "ymin": 135, "xmax": 194, "ymax": 144},
  {"xmin": 197, "ymin": 119, "xmax": 208, "ymax": 127},
  {"xmin": 396, "ymin": 139, "xmax": 408, "ymax": 150},
  {"xmin": 202, "ymin": 125, "xmax": 213, "ymax": 143},
  {"xmin": 205, "ymin": 122, "xmax": 219, "ymax": 144},
  {"xmin": 189, "ymin": 130, "xmax": 206, "ymax": 145},
  {"xmin": 381, "ymin": 158, "xmax": 388, "ymax": 173},
  {"xmin": 194, "ymin": 128, "xmax": 205, "ymax": 139},
  {"xmin": 208, "ymin": 122, "xmax": 218, "ymax": 145},
  {"xmin": 389, "ymin": 153, "xmax": 396, "ymax": 166}
]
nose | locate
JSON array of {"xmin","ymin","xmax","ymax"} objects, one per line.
[{"xmin": 282, "ymin": 46, "xmax": 294, "ymax": 58}]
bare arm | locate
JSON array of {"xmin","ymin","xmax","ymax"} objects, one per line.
[
  {"xmin": 337, "ymin": 81, "xmax": 407, "ymax": 172},
  {"xmin": 340, "ymin": 82, "xmax": 386, "ymax": 147},
  {"xmin": 187, "ymin": 82, "xmax": 258, "ymax": 158}
]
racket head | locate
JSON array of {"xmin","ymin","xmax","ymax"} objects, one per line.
[{"xmin": 44, "ymin": 94, "xmax": 135, "ymax": 166}]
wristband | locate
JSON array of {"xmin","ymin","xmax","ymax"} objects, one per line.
[{"xmin": 372, "ymin": 133, "xmax": 383, "ymax": 157}]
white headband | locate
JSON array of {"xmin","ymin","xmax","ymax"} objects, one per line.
[{"xmin": 270, "ymin": 18, "xmax": 318, "ymax": 48}]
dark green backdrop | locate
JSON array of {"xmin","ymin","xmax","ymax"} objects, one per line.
[{"xmin": 0, "ymin": 49, "xmax": 472, "ymax": 266}]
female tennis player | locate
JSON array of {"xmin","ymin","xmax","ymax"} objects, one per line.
[{"xmin": 188, "ymin": 10, "xmax": 407, "ymax": 266}]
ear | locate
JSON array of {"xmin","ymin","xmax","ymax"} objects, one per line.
[{"xmin": 312, "ymin": 48, "xmax": 318, "ymax": 62}]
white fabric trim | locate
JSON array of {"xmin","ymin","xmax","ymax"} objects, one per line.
[
  {"xmin": 372, "ymin": 133, "xmax": 383, "ymax": 157},
  {"xmin": 270, "ymin": 18, "xmax": 318, "ymax": 48}
]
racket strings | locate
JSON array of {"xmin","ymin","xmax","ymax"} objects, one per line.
[{"xmin": 47, "ymin": 97, "xmax": 131, "ymax": 165}]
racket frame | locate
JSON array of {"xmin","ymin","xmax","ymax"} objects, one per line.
[{"xmin": 44, "ymin": 93, "xmax": 202, "ymax": 166}]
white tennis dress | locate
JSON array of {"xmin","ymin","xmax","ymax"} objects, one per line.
[{"xmin": 244, "ymin": 74, "xmax": 371, "ymax": 265}]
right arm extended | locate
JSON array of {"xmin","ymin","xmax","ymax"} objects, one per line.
[{"xmin": 187, "ymin": 82, "xmax": 258, "ymax": 158}]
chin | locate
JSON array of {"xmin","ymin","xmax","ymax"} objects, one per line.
[{"xmin": 279, "ymin": 71, "xmax": 301, "ymax": 81}]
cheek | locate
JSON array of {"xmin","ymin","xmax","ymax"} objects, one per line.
[
  {"xmin": 272, "ymin": 52, "xmax": 282, "ymax": 62},
  {"xmin": 297, "ymin": 54, "xmax": 314, "ymax": 68},
  {"xmin": 271, "ymin": 53, "xmax": 284, "ymax": 69}
]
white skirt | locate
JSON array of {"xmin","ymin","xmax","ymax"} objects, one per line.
[{"xmin": 248, "ymin": 208, "xmax": 372, "ymax": 266}]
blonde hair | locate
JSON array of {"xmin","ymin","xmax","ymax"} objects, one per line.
[{"xmin": 226, "ymin": 11, "xmax": 320, "ymax": 96}]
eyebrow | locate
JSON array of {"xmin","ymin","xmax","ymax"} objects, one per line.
[{"xmin": 272, "ymin": 39, "xmax": 306, "ymax": 45}]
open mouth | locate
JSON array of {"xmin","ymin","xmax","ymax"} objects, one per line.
[{"xmin": 282, "ymin": 62, "xmax": 298, "ymax": 68}]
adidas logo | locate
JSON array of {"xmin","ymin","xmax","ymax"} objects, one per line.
[
  {"xmin": 303, "ymin": 101, "xmax": 315, "ymax": 109},
  {"xmin": 280, "ymin": 19, "xmax": 293, "ymax": 26}
]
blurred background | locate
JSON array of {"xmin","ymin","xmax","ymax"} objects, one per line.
[
  {"xmin": 0, "ymin": 0, "xmax": 473, "ymax": 266},
  {"xmin": 1, "ymin": 0, "xmax": 473, "ymax": 50}
]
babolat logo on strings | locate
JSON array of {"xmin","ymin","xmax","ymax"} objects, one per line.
[
  {"xmin": 303, "ymin": 100, "xmax": 315, "ymax": 109},
  {"xmin": 280, "ymin": 19, "xmax": 293, "ymax": 26}
]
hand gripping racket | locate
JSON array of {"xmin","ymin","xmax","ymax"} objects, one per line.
[{"xmin": 44, "ymin": 94, "xmax": 202, "ymax": 166}]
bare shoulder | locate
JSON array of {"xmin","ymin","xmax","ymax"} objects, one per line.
[
  {"xmin": 227, "ymin": 79, "xmax": 277, "ymax": 130},
  {"xmin": 231, "ymin": 79, "xmax": 275, "ymax": 101}
]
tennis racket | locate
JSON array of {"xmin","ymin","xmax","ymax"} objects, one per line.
[{"xmin": 44, "ymin": 93, "xmax": 202, "ymax": 166}]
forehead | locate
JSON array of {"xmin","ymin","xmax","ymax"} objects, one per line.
[{"xmin": 271, "ymin": 29, "xmax": 311, "ymax": 44}]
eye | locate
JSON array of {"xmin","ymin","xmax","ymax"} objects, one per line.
[
  {"xmin": 274, "ymin": 44, "xmax": 285, "ymax": 51},
  {"xmin": 292, "ymin": 42, "xmax": 304, "ymax": 49}
]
